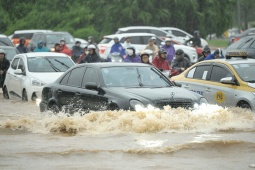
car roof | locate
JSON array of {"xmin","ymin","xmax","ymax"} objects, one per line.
[
  {"xmin": 104, "ymin": 33, "xmax": 157, "ymax": 38},
  {"xmin": 78, "ymin": 62, "xmax": 151, "ymax": 68},
  {"xmin": 160, "ymin": 27, "xmax": 182, "ymax": 31},
  {"xmin": 0, "ymin": 46, "xmax": 16, "ymax": 49},
  {"xmin": 19, "ymin": 52, "xmax": 69, "ymax": 58},
  {"xmin": 0, "ymin": 34, "xmax": 8, "ymax": 38},
  {"xmin": 34, "ymin": 31, "xmax": 70, "ymax": 35},
  {"xmin": 14, "ymin": 30, "xmax": 53, "ymax": 34},
  {"xmin": 200, "ymin": 58, "xmax": 255, "ymax": 65},
  {"xmin": 118, "ymin": 26, "xmax": 168, "ymax": 32}
]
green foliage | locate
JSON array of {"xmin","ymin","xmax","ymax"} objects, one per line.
[{"xmin": 0, "ymin": 0, "xmax": 237, "ymax": 41}]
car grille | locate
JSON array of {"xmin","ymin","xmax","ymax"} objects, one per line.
[{"xmin": 154, "ymin": 99, "xmax": 194, "ymax": 109}]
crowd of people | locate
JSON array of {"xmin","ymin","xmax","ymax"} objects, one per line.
[{"xmin": 0, "ymin": 34, "xmax": 224, "ymax": 89}]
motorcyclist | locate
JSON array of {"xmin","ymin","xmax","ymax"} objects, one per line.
[
  {"xmin": 33, "ymin": 41, "xmax": 50, "ymax": 52},
  {"xmin": 53, "ymin": 43, "xmax": 61, "ymax": 52},
  {"xmin": 123, "ymin": 36, "xmax": 132, "ymax": 49},
  {"xmin": 143, "ymin": 38, "xmax": 159, "ymax": 59},
  {"xmin": 87, "ymin": 36, "xmax": 99, "ymax": 54},
  {"xmin": 185, "ymin": 30, "xmax": 202, "ymax": 47},
  {"xmin": 171, "ymin": 49, "xmax": 191, "ymax": 75},
  {"xmin": 71, "ymin": 41, "xmax": 83, "ymax": 63},
  {"xmin": 152, "ymin": 48, "xmax": 171, "ymax": 71},
  {"xmin": 162, "ymin": 38, "xmax": 175, "ymax": 64},
  {"xmin": 76, "ymin": 46, "xmax": 88, "ymax": 64},
  {"xmin": 81, "ymin": 44, "xmax": 101, "ymax": 63},
  {"xmin": 123, "ymin": 46, "xmax": 141, "ymax": 63},
  {"xmin": 16, "ymin": 37, "xmax": 29, "ymax": 53},
  {"xmin": 109, "ymin": 37, "xmax": 126, "ymax": 57},
  {"xmin": 0, "ymin": 49, "xmax": 10, "ymax": 88},
  {"xmin": 140, "ymin": 51, "xmax": 152, "ymax": 65},
  {"xmin": 204, "ymin": 48, "xmax": 224, "ymax": 60},
  {"xmin": 60, "ymin": 39, "xmax": 72, "ymax": 57},
  {"xmin": 198, "ymin": 45, "xmax": 211, "ymax": 62}
]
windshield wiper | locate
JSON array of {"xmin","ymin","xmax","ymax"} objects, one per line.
[
  {"xmin": 45, "ymin": 58, "xmax": 60, "ymax": 72},
  {"xmin": 54, "ymin": 59, "xmax": 70, "ymax": 69}
]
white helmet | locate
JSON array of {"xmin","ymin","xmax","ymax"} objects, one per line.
[
  {"xmin": 165, "ymin": 38, "xmax": 171, "ymax": 42},
  {"xmin": 87, "ymin": 44, "xmax": 96, "ymax": 49},
  {"xmin": 0, "ymin": 49, "xmax": 6, "ymax": 55}
]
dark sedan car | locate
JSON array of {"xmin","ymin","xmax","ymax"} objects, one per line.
[
  {"xmin": 224, "ymin": 35, "xmax": 255, "ymax": 59},
  {"xmin": 229, "ymin": 28, "xmax": 255, "ymax": 45},
  {"xmin": 39, "ymin": 63, "xmax": 207, "ymax": 113}
]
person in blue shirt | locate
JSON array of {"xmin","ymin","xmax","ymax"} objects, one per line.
[
  {"xmin": 33, "ymin": 41, "xmax": 50, "ymax": 52},
  {"xmin": 109, "ymin": 37, "xmax": 126, "ymax": 57},
  {"xmin": 204, "ymin": 48, "xmax": 224, "ymax": 60},
  {"xmin": 123, "ymin": 46, "xmax": 141, "ymax": 63}
]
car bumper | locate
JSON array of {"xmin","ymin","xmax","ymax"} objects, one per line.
[
  {"xmin": 39, "ymin": 101, "xmax": 47, "ymax": 112},
  {"xmin": 27, "ymin": 86, "xmax": 43, "ymax": 101}
]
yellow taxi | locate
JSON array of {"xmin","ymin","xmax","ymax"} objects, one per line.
[{"xmin": 171, "ymin": 51, "xmax": 255, "ymax": 110}]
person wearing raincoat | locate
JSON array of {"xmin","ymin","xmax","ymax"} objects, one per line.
[
  {"xmin": 33, "ymin": 41, "xmax": 50, "ymax": 52},
  {"xmin": 0, "ymin": 49, "xmax": 10, "ymax": 88}
]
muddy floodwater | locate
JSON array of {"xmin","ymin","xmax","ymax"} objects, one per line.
[{"xmin": 0, "ymin": 94, "xmax": 255, "ymax": 170}]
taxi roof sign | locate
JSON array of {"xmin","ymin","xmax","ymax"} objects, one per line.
[{"xmin": 225, "ymin": 51, "xmax": 248, "ymax": 59}]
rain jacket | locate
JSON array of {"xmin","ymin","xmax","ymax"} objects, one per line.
[
  {"xmin": 152, "ymin": 56, "xmax": 171, "ymax": 70},
  {"xmin": 60, "ymin": 44, "xmax": 72, "ymax": 57},
  {"xmin": 82, "ymin": 53, "xmax": 101, "ymax": 63},
  {"xmin": 16, "ymin": 39, "xmax": 29, "ymax": 53},
  {"xmin": 110, "ymin": 43, "xmax": 126, "ymax": 57},
  {"xmin": 0, "ymin": 56, "xmax": 10, "ymax": 88},
  {"xmin": 33, "ymin": 41, "xmax": 50, "ymax": 52},
  {"xmin": 204, "ymin": 51, "xmax": 224, "ymax": 60},
  {"xmin": 123, "ymin": 54, "xmax": 141, "ymax": 63},
  {"xmin": 71, "ymin": 45, "xmax": 83, "ymax": 62},
  {"xmin": 162, "ymin": 44, "xmax": 175, "ymax": 63},
  {"xmin": 171, "ymin": 57, "xmax": 191, "ymax": 73}
]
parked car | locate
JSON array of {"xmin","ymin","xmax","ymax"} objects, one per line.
[
  {"xmin": 0, "ymin": 46, "xmax": 19, "ymax": 62},
  {"xmin": 160, "ymin": 27, "xmax": 208, "ymax": 47},
  {"xmin": 116, "ymin": 26, "xmax": 172, "ymax": 40},
  {"xmin": 223, "ymin": 35, "xmax": 255, "ymax": 59},
  {"xmin": 27, "ymin": 32, "xmax": 75, "ymax": 51},
  {"xmin": 11, "ymin": 30, "xmax": 53, "ymax": 47},
  {"xmin": 3, "ymin": 52, "xmax": 75, "ymax": 101},
  {"xmin": 98, "ymin": 33, "xmax": 198, "ymax": 63},
  {"xmin": 0, "ymin": 34, "xmax": 14, "ymax": 47},
  {"xmin": 229, "ymin": 28, "xmax": 255, "ymax": 45},
  {"xmin": 171, "ymin": 51, "xmax": 255, "ymax": 111},
  {"xmin": 39, "ymin": 63, "xmax": 207, "ymax": 113}
]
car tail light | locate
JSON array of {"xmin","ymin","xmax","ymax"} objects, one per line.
[
  {"xmin": 233, "ymin": 37, "xmax": 240, "ymax": 42},
  {"xmin": 100, "ymin": 46, "xmax": 107, "ymax": 54}
]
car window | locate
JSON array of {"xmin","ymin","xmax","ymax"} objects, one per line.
[
  {"xmin": 18, "ymin": 58, "xmax": 25, "ymax": 71},
  {"xmin": 13, "ymin": 33, "xmax": 34, "ymax": 39},
  {"xmin": 11, "ymin": 58, "xmax": 19, "ymax": 69},
  {"xmin": 67, "ymin": 67, "xmax": 85, "ymax": 87},
  {"xmin": 187, "ymin": 65, "xmax": 211, "ymax": 80},
  {"xmin": 210, "ymin": 65, "xmax": 232, "ymax": 82},
  {"xmin": 151, "ymin": 30, "xmax": 167, "ymax": 37},
  {"xmin": 32, "ymin": 34, "xmax": 41, "ymax": 43},
  {"xmin": 172, "ymin": 30, "xmax": 186, "ymax": 37},
  {"xmin": 247, "ymin": 39, "xmax": 255, "ymax": 49},
  {"xmin": 0, "ymin": 37, "xmax": 13, "ymax": 46},
  {"xmin": 82, "ymin": 67, "xmax": 99, "ymax": 88},
  {"xmin": 60, "ymin": 71, "xmax": 71, "ymax": 85},
  {"xmin": 46, "ymin": 33, "xmax": 75, "ymax": 44},
  {"xmin": 232, "ymin": 63, "xmax": 255, "ymax": 82},
  {"xmin": 5, "ymin": 48, "xmax": 18, "ymax": 61},
  {"xmin": 129, "ymin": 36, "xmax": 142, "ymax": 44},
  {"xmin": 228, "ymin": 37, "xmax": 254, "ymax": 49}
]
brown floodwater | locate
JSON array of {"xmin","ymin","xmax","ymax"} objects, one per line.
[{"xmin": 0, "ymin": 94, "xmax": 255, "ymax": 170}]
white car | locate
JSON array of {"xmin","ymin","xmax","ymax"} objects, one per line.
[
  {"xmin": 160, "ymin": 27, "xmax": 208, "ymax": 47},
  {"xmin": 3, "ymin": 52, "xmax": 75, "ymax": 101},
  {"xmin": 98, "ymin": 33, "xmax": 198, "ymax": 63}
]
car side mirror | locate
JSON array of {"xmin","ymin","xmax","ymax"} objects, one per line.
[
  {"xmin": 14, "ymin": 69, "xmax": 24, "ymax": 75},
  {"xmin": 85, "ymin": 82, "xmax": 98, "ymax": 90},
  {"xmin": 220, "ymin": 77, "xmax": 236, "ymax": 85}
]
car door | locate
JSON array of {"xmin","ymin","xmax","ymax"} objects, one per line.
[
  {"xmin": 80, "ymin": 67, "xmax": 108, "ymax": 111},
  {"xmin": 6, "ymin": 57, "xmax": 19, "ymax": 93},
  {"xmin": 13, "ymin": 57, "xmax": 26, "ymax": 97},
  {"xmin": 180, "ymin": 64, "xmax": 212, "ymax": 97},
  {"xmin": 57, "ymin": 66, "xmax": 85, "ymax": 112},
  {"xmin": 203, "ymin": 64, "xmax": 236, "ymax": 107}
]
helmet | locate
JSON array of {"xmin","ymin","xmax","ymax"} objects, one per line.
[
  {"xmin": 165, "ymin": 38, "xmax": 171, "ymax": 42},
  {"xmin": 88, "ymin": 36, "xmax": 93, "ymax": 39},
  {"xmin": 87, "ymin": 44, "xmax": 96, "ymax": 50},
  {"xmin": 19, "ymin": 37, "xmax": 26, "ymax": 44},
  {"xmin": 75, "ymin": 40, "xmax": 81, "ymax": 44},
  {"xmin": 175, "ymin": 49, "xmax": 184, "ymax": 55},
  {"xmin": 215, "ymin": 48, "xmax": 222, "ymax": 55},
  {"xmin": 202, "ymin": 45, "xmax": 211, "ymax": 54},
  {"xmin": 127, "ymin": 46, "xmax": 135, "ymax": 52},
  {"xmin": 158, "ymin": 48, "xmax": 167, "ymax": 54},
  {"xmin": 140, "ymin": 51, "xmax": 150, "ymax": 58},
  {"xmin": 0, "ymin": 49, "xmax": 6, "ymax": 55}
]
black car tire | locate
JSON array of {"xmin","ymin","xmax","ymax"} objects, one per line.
[
  {"xmin": 3, "ymin": 86, "xmax": 9, "ymax": 99},
  {"xmin": 49, "ymin": 103, "xmax": 60, "ymax": 114},
  {"xmin": 237, "ymin": 101, "xmax": 251, "ymax": 110},
  {"xmin": 22, "ymin": 89, "xmax": 28, "ymax": 101}
]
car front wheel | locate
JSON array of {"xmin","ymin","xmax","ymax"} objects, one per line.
[
  {"xmin": 22, "ymin": 89, "xmax": 28, "ymax": 101},
  {"xmin": 237, "ymin": 101, "xmax": 251, "ymax": 110},
  {"xmin": 49, "ymin": 103, "xmax": 60, "ymax": 114},
  {"xmin": 3, "ymin": 86, "xmax": 9, "ymax": 99}
]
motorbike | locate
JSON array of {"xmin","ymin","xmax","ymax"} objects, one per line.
[{"xmin": 107, "ymin": 52, "xmax": 123, "ymax": 62}]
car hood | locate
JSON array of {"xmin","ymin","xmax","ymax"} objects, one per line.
[
  {"xmin": 109, "ymin": 86, "xmax": 201, "ymax": 102},
  {"xmin": 28, "ymin": 72, "xmax": 64, "ymax": 84}
]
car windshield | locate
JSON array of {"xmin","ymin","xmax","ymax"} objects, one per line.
[
  {"xmin": 101, "ymin": 66, "xmax": 172, "ymax": 87},
  {"xmin": 46, "ymin": 34, "xmax": 75, "ymax": 44},
  {"xmin": 0, "ymin": 38, "xmax": 13, "ymax": 46},
  {"xmin": 232, "ymin": 63, "xmax": 255, "ymax": 82},
  {"xmin": 5, "ymin": 48, "xmax": 18, "ymax": 61},
  {"xmin": 27, "ymin": 56, "xmax": 74, "ymax": 72},
  {"xmin": 99, "ymin": 38, "xmax": 112, "ymax": 44},
  {"xmin": 12, "ymin": 33, "xmax": 34, "ymax": 39}
]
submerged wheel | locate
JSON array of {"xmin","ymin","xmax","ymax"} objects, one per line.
[
  {"xmin": 3, "ymin": 86, "xmax": 9, "ymax": 99},
  {"xmin": 49, "ymin": 103, "xmax": 60, "ymax": 113},
  {"xmin": 237, "ymin": 101, "xmax": 251, "ymax": 110},
  {"xmin": 22, "ymin": 89, "xmax": 28, "ymax": 101}
]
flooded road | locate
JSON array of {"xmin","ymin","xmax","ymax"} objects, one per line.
[{"xmin": 0, "ymin": 94, "xmax": 255, "ymax": 170}]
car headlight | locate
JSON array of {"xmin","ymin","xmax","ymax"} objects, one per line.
[
  {"xmin": 130, "ymin": 99, "xmax": 145, "ymax": 109},
  {"xmin": 31, "ymin": 79, "xmax": 45, "ymax": 86}
]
